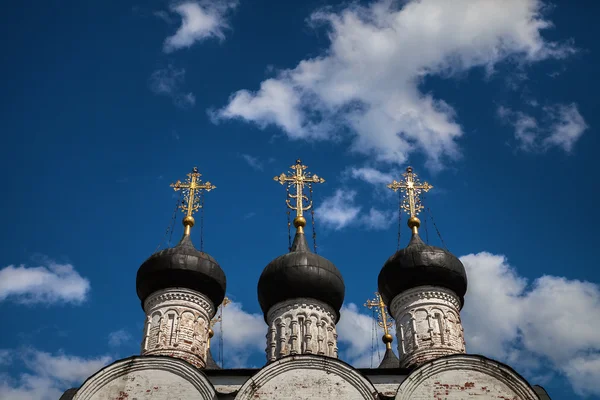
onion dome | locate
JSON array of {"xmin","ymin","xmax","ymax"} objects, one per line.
[
  {"xmin": 257, "ymin": 216, "xmax": 345, "ymax": 321},
  {"xmin": 136, "ymin": 228, "xmax": 226, "ymax": 308},
  {"xmin": 378, "ymin": 216, "xmax": 467, "ymax": 307}
]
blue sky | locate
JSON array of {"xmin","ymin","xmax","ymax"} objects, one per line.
[{"xmin": 0, "ymin": 0, "xmax": 599, "ymax": 399}]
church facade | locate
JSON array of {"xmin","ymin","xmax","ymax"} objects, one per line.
[{"xmin": 60, "ymin": 162, "xmax": 552, "ymax": 400}]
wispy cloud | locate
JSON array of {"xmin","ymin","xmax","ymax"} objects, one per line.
[
  {"xmin": 215, "ymin": 0, "xmax": 575, "ymax": 170},
  {"xmin": 498, "ymin": 103, "xmax": 588, "ymax": 153},
  {"xmin": 108, "ymin": 330, "xmax": 132, "ymax": 348},
  {"xmin": 241, "ymin": 154, "xmax": 263, "ymax": 171},
  {"xmin": 0, "ymin": 259, "xmax": 90, "ymax": 304},
  {"xmin": 315, "ymin": 189, "xmax": 395, "ymax": 231},
  {"xmin": 162, "ymin": 0, "xmax": 238, "ymax": 53},
  {"xmin": 347, "ymin": 167, "xmax": 396, "ymax": 186},
  {"xmin": 243, "ymin": 212, "xmax": 256, "ymax": 220},
  {"xmin": 0, "ymin": 349, "xmax": 111, "ymax": 400},
  {"xmin": 149, "ymin": 65, "xmax": 196, "ymax": 109},
  {"xmin": 315, "ymin": 190, "xmax": 361, "ymax": 231}
]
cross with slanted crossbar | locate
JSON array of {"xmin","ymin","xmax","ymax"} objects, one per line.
[
  {"xmin": 387, "ymin": 166, "xmax": 433, "ymax": 218},
  {"xmin": 365, "ymin": 292, "xmax": 394, "ymax": 350},
  {"xmin": 273, "ymin": 159, "xmax": 325, "ymax": 218},
  {"xmin": 170, "ymin": 167, "xmax": 216, "ymax": 235}
]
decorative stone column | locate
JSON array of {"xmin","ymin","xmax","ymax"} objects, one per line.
[
  {"xmin": 389, "ymin": 285, "xmax": 466, "ymax": 368},
  {"xmin": 141, "ymin": 288, "xmax": 214, "ymax": 369},
  {"xmin": 265, "ymin": 298, "xmax": 338, "ymax": 362}
]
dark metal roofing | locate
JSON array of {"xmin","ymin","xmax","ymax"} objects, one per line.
[
  {"xmin": 257, "ymin": 230, "xmax": 345, "ymax": 321},
  {"xmin": 378, "ymin": 233, "xmax": 467, "ymax": 307},
  {"xmin": 378, "ymin": 347, "xmax": 400, "ymax": 369},
  {"xmin": 205, "ymin": 348, "xmax": 221, "ymax": 370},
  {"xmin": 136, "ymin": 234, "xmax": 226, "ymax": 308},
  {"xmin": 59, "ymin": 388, "xmax": 77, "ymax": 400},
  {"xmin": 533, "ymin": 385, "xmax": 552, "ymax": 400}
]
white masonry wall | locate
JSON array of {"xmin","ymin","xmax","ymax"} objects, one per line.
[
  {"xmin": 394, "ymin": 355, "xmax": 540, "ymax": 400},
  {"xmin": 72, "ymin": 356, "xmax": 217, "ymax": 400},
  {"xmin": 141, "ymin": 288, "xmax": 214, "ymax": 369},
  {"xmin": 265, "ymin": 298, "xmax": 338, "ymax": 362},
  {"xmin": 390, "ymin": 285, "xmax": 466, "ymax": 368}
]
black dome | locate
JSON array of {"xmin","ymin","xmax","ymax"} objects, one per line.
[
  {"xmin": 378, "ymin": 233, "xmax": 467, "ymax": 308},
  {"xmin": 136, "ymin": 234, "xmax": 226, "ymax": 309},
  {"xmin": 257, "ymin": 231, "xmax": 345, "ymax": 321}
]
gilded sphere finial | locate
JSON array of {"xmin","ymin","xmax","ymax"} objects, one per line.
[
  {"xmin": 407, "ymin": 216, "xmax": 420, "ymax": 229},
  {"xmin": 293, "ymin": 216, "xmax": 306, "ymax": 228},
  {"xmin": 183, "ymin": 215, "xmax": 195, "ymax": 227},
  {"xmin": 382, "ymin": 333, "xmax": 394, "ymax": 344},
  {"xmin": 208, "ymin": 328, "xmax": 214, "ymax": 338}
]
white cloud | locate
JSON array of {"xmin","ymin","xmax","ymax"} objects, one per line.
[
  {"xmin": 0, "ymin": 260, "xmax": 90, "ymax": 304},
  {"xmin": 211, "ymin": 300, "xmax": 266, "ymax": 368},
  {"xmin": 163, "ymin": 1, "xmax": 238, "ymax": 53},
  {"xmin": 461, "ymin": 252, "xmax": 600, "ymax": 396},
  {"xmin": 563, "ymin": 354, "xmax": 600, "ymax": 397},
  {"xmin": 0, "ymin": 349, "xmax": 111, "ymax": 400},
  {"xmin": 149, "ymin": 65, "xmax": 196, "ymax": 108},
  {"xmin": 362, "ymin": 208, "xmax": 395, "ymax": 230},
  {"xmin": 337, "ymin": 303, "xmax": 396, "ymax": 368},
  {"xmin": 0, "ymin": 350, "xmax": 12, "ymax": 366},
  {"xmin": 215, "ymin": 0, "xmax": 574, "ymax": 170},
  {"xmin": 498, "ymin": 103, "xmax": 587, "ymax": 152},
  {"xmin": 108, "ymin": 330, "xmax": 132, "ymax": 348},
  {"xmin": 348, "ymin": 167, "xmax": 396, "ymax": 186},
  {"xmin": 315, "ymin": 189, "xmax": 395, "ymax": 231},
  {"xmin": 542, "ymin": 103, "xmax": 588, "ymax": 152},
  {"xmin": 241, "ymin": 154, "xmax": 263, "ymax": 170},
  {"xmin": 315, "ymin": 189, "xmax": 361, "ymax": 230}
]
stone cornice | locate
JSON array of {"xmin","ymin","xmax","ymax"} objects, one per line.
[
  {"xmin": 267, "ymin": 298, "xmax": 337, "ymax": 323},
  {"xmin": 144, "ymin": 288, "xmax": 214, "ymax": 317},
  {"xmin": 390, "ymin": 286, "xmax": 461, "ymax": 314}
]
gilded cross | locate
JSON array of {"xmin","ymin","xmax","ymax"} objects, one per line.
[
  {"xmin": 274, "ymin": 159, "xmax": 325, "ymax": 223},
  {"xmin": 365, "ymin": 292, "xmax": 394, "ymax": 350},
  {"xmin": 387, "ymin": 167, "xmax": 432, "ymax": 233},
  {"xmin": 170, "ymin": 167, "xmax": 216, "ymax": 235}
]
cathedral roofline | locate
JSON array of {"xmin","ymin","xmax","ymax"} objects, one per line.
[{"xmin": 401, "ymin": 353, "xmax": 551, "ymax": 399}]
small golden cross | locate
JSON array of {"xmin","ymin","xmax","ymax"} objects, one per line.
[
  {"xmin": 387, "ymin": 166, "xmax": 432, "ymax": 233},
  {"xmin": 170, "ymin": 167, "xmax": 216, "ymax": 235},
  {"xmin": 274, "ymin": 159, "xmax": 325, "ymax": 231},
  {"xmin": 365, "ymin": 292, "xmax": 394, "ymax": 350}
]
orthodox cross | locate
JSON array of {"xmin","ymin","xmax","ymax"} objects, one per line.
[
  {"xmin": 274, "ymin": 159, "xmax": 325, "ymax": 232},
  {"xmin": 170, "ymin": 167, "xmax": 216, "ymax": 235},
  {"xmin": 365, "ymin": 292, "xmax": 394, "ymax": 350},
  {"xmin": 387, "ymin": 166, "xmax": 432, "ymax": 233}
]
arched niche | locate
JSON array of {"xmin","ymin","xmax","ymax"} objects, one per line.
[
  {"xmin": 73, "ymin": 356, "xmax": 217, "ymax": 400},
  {"xmin": 235, "ymin": 355, "xmax": 379, "ymax": 400},
  {"xmin": 395, "ymin": 354, "xmax": 539, "ymax": 400}
]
